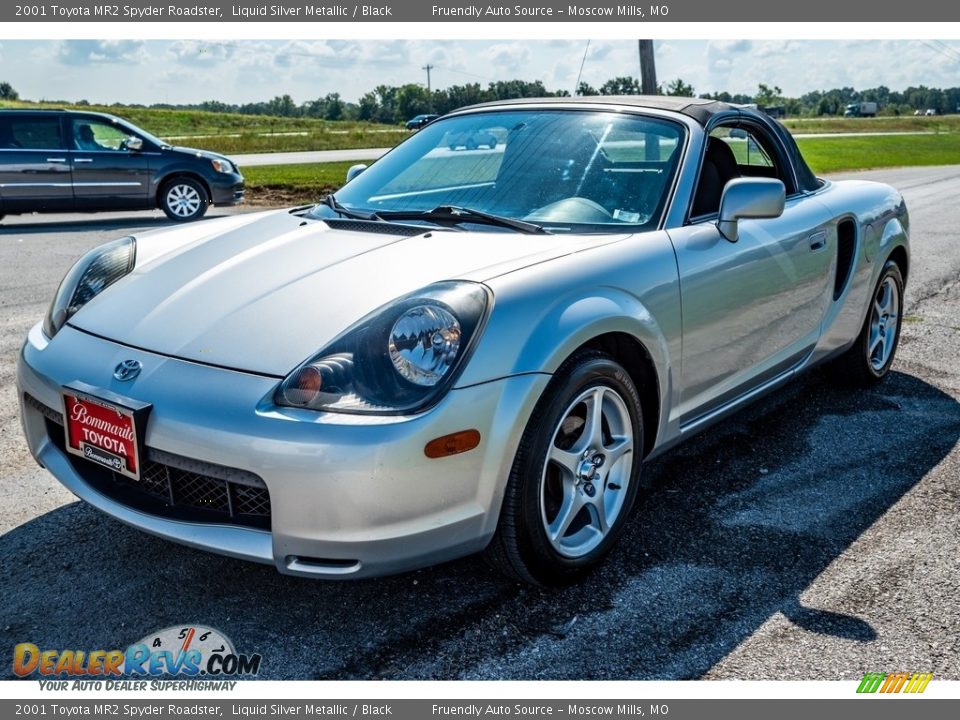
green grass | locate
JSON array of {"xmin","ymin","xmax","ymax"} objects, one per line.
[
  {"xmin": 242, "ymin": 161, "xmax": 357, "ymax": 204},
  {"xmin": 783, "ymin": 115, "xmax": 960, "ymax": 134},
  {"xmin": 0, "ymin": 100, "xmax": 409, "ymax": 154},
  {"xmin": 797, "ymin": 133, "xmax": 960, "ymax": 173}
]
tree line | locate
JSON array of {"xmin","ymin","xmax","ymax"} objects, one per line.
[{"xmin": 3, "ymin": 78, "xmax": 959, "ymax": 122}]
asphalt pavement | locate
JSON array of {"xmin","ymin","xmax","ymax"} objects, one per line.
[{"xmin": 0, "ymin": 166, "xmax": 958, "ymax": 680}]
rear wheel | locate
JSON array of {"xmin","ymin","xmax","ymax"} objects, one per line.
[
  {"xmin": 160, "ymin": 177, "xmax": 209, "ymax": 222},
  {"xmin": 833, "ymin": 259, "xmax": 904, "ymax": 386},
  {"xmin": 486, "ymin": 350, "xmax": 643, "ymax": 585}
]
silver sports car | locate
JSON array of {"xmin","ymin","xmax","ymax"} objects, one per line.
[{"xmin": 17, "ymin": 97, "xmax": 909, "ymax": 585}]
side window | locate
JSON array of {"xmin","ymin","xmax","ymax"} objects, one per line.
[
  {"xmin": 72, "ymin": 119, "xmax": 130, "ymax": 152},
  {"xmin": 8, "ymin": 117, "xmax": 64, "ymax": 150},
  {"xmin": 691, "ymin": 123, "xmax": 786, "ymax": 219},
  {"xmin": 711, "ymin": 127, "xmax": 774, "ymax": 169}
]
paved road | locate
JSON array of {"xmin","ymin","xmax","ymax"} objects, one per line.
[
  {"xmin": 1, "ymin": 167, "xmax": 958, "ymax": 680},
  {"xmin": 232, "ymin": 147, "xmax": 391, "ymax": 166}
]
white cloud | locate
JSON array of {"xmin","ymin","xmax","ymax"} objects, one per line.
[{"xmin": 55, "ymin": 40, "xmax": 146, "ymax": 65}]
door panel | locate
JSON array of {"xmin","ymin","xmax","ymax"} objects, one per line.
[
  {"xmin": 69, "ymin": 118, "xmax": 151, "ymax": 207},
  {"xmin": 668, "ymin": 195, "xmax": 835, "ymax": 424},
  {"xmin": 0, "ymin": 115, "xmax": 72, "ymax": 212}
]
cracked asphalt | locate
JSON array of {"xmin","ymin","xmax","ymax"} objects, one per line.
[{"xmin": 1, "ymin": 166, "xmax": 958, "ymax": 680}]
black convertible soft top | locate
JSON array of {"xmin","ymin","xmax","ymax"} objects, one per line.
[{"xmin": 457, "ymin": 95, "xmax": 820, "ymax": 193}]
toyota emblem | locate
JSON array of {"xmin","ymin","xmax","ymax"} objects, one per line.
[{"xmin": 113, "ymin": 359, "xmax": 142, "ymax": 382}]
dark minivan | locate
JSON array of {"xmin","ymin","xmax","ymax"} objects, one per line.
[{"xmin": 0, "ymin": 109, "xmax": 244, "ymax": 223}]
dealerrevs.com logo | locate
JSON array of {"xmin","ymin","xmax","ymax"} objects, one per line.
[
  {"xmin": 13, "ymin": 626, "xmax": 261, "ymax": 685},
  {"xmin": 857, "ymin": 672, "xmax": 933, "ymax": 694}
]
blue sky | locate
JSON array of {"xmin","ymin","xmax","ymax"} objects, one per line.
[{"xmin": 2, "ymin": 39, "xmax": 959, "ymax": 105}]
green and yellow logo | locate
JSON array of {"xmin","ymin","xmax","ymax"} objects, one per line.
[{"xmin": 857, "ymin": 672, "xmax": 933, "ymax": 694}]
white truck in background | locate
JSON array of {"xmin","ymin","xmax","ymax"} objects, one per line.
[{"xmin": 844, "ymin": 101, "xmax": 878, "ymax": 117}]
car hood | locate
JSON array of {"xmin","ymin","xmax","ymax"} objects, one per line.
[
  {"xmin": 69, "ymin": 210, "xmax": 622, "ymax": 376},
  {"xmin": 167, "ymin": 145, "xmax": 234, "ymax": 163}
]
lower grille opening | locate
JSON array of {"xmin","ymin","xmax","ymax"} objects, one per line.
[{"xmin": 29, "ymin": 393, "xmax": 271, "ymax": 530}]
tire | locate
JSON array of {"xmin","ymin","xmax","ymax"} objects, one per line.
[
  {"xmin": 485, "ymin": 350, "xmax": 644, "ymax": 586},
  {"xmin": 833, "ymin": 259, "xmax": 904, "ymax": 387},
  {"xmin": 160, "ymin": 177, "xmax": 209, "ymax": 222}
]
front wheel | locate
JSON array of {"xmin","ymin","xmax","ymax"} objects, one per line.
[
  {"xmin": 160, "ymin": 178, "xmax": 209, "ymax": 222},
  {"xmin": 833, "ymin": 259, "xmax": 904, "ymax": 386},
  {"xmin": 485, "ymin": 350, "xmax": 644, "ymax": 585}
]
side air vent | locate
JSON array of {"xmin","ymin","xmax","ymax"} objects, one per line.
[{"xmin": 834, "ymin": 218, "xmax": 857, "ymax": 301}]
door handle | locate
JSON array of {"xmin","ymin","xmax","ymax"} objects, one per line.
[
  {"xmin": 74, "ymin": 158, "xmax": 94, "ymax": 163},
  {"xmin": 46, "ymin": 158, "xmax": 66, "ymax": 162},
  {"xmin": 808, "ymin": 231, "xmax": 827, "ymax": 252}
]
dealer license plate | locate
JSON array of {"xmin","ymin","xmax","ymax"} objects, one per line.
[{"xmin": 61, "ymin": 384, "xmax": 150, "ymax": 482}]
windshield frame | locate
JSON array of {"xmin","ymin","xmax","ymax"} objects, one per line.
[{"xmin": 309, "ymin": 104, "xmax": 691, "ymax": 235}]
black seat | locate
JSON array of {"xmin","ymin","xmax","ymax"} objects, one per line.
[{"xmin": 692, "ymin": 137, "xmax": 741, "ymax": 217}]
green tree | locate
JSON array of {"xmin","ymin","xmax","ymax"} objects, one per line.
[
  {"xmin": 0, "ymin": 81, "xmax": 18, "ymax": 100},
  {"xmin": 599, "ymin": 76, "xmax": 640, "ymax": 95},
  {"xmin": 754, "ymin": 83, "xmax": 783, "ymax": 107},
  {"xmin": 662, "ymin": 78, "xmax": 695, "ymax": 97}
]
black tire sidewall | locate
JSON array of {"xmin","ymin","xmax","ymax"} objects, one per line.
[{"xmin": 515, "ymin": 354, "xmax": 643, "ymax": 581}]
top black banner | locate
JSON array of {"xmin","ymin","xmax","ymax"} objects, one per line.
[{"xmin": 4, "ymin": 0, "xmax": 959, "ymax": 22}]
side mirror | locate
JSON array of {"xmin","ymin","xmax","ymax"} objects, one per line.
[
  {"xmin": 345, "ymin": 164, "xmax": 367, "ymax": 183},
  {"xmin": 126, "ymin": 136, "xmax": 143, "ymax": 152},
  {"xmin": 717, "ymin": 177, "xmax": 785, "ymax": 242}
]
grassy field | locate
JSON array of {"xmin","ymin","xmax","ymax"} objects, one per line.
[
  {"xmin": 783, "ymin": 115, "xmax": 960, "ymax": 134},
  {"xmin": 243, "ymin": 133, "xmax": 960, "ymax": 205},
  {"xmin": 243, "ymin": 161, "xmax": 357, "ymax": 204},
  {"xmin": 796, "ymin": 133, "xmax": 960, "ymax": 173},
  {"xmin": 0, "ymin": 100, "xmax": 409, "ymax": 153}
]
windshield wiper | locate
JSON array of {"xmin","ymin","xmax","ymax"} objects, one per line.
[
  {"xmin": 377, "ymin": 205, "xmax": 548, "ymax": 234},
  {"xmin": 324, "ymin": 193, "xmax": 382, "ymax": 221}
]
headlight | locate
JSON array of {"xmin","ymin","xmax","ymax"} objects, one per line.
[
  {"xmin": 43, "ymin": 236, "xmax": 136, "ymax": 339},
  {"xmin": 275, "ymin": 281, "xmax": 490, "ymax": 415},
  {"xmin": 210, "ymin": 158, "xmax": 233, "ymax": 174}
]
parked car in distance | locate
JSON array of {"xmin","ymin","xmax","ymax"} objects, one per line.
[
  {"xmin": 17, "ymin": 96, "xmax": 909, "ymax": 585},
  {"xmin": 405, "ymin": 114, "xmax": 439, "ymax": 130},
  {"xmin": 0, "ymin": 109, "xmax": 244, "ymax": 223},
  {"xmin": 924, "ymin": 108, "xmax": 938, "ymax": 116},
  {"xmin": 447, "ymin": 129, "xmax": 499, "ymax": 150}
]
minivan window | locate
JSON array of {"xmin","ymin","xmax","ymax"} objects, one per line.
[
  {"xmin": 72, "ymin": 119, "xmax": 130, "ymax": 151},
  {"xmin": 2, "ymin": 117, "xmax": 64, "ymax": 150}
]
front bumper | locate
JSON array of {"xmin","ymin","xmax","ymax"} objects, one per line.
[
  {"xmin": 209, "ymin": 174, "xmax": 245, "ymax": 206},
  {"xmin": 17, "ymin": 323, "xmax": 549, "ymax": 578}
]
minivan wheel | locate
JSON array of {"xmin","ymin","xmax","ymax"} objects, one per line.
[
  {"xmin": 160, "ymin": 178, "xmax": 209, "ymax": 222},
  {"xmin": 485, "ymin": 350, "xmax": 643, "ymax": 586}
]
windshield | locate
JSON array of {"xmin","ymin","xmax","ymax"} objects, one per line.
[
  {"xmin": 113, "ymin": 117, "xmax": 169, "ymax": 148},
  {"xmin": 310, "ymin": 109, "xmax": 686, "ymax": 233}
]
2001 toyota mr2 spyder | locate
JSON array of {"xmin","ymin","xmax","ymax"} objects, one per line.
[{"xmin": 17, "ymin": 96, "xmax": 909, "ymax": 585}]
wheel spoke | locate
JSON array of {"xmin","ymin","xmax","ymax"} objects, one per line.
[
  {"xmin": 868, "ymin": 330, "xmax": 883, "ymax": 355},
  {"xmin": 603, "ymin": 434, "xmax": 632, "ymax": 468},
  {"xmin": 548, "ymin": 445, "xmax": 581, "ymax": 478},
  {"xmin": 548, "ymin": 486, "xmax": 581, "ymax": 543},
  {"xmin": 584, "ymin": 387, "xmax": 606, "ymax": 449},
  {"xmin": 587, "ymin": 498, "xmax": 609, "ymax": 536}
]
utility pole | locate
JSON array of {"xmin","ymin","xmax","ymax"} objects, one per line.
[
  {"xmin": 422, "ymin": 64, "xmax": 435, "ymax": 93},
  {"xmin": 638, "ymin": 40, "xmax": 659, "ymax": 161},
  {"xmin": 638, "ymin": 40, "xmax": 657, "ymax": 95}
]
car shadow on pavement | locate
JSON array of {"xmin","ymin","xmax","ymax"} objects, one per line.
[
  {"xmin": 1, "ymin": 370, "xmax": 958, "ymax": 680},
  {"xmin": 0, "ymin": 213, "xmax": 237, "ymax": 235}
]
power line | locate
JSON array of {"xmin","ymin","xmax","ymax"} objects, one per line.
[{"xmin": 574, "ymin": 40, "xmax": 591, "ymax": 95}]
